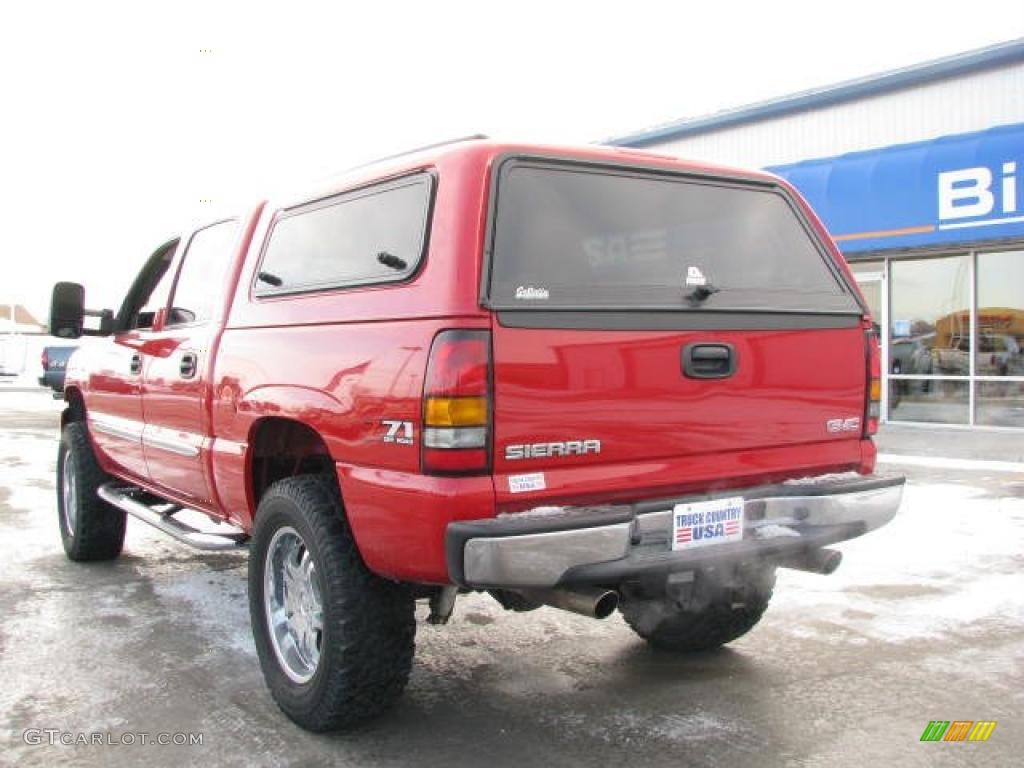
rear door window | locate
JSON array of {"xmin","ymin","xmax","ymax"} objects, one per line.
[
  {"xmin": 255, "ymin": 174, "xmax": 433, "ymax": 296},
  {"xmin": 487, "ymin": 161, "xmax": 859, "ymax": 314}
]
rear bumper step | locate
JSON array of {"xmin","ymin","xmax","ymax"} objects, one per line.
[
  {"xmin": 446, "ymin": 473, "xmax": 904, "ymax": 589},
  {"xmin": 98, "ymin": 483, "xmax": 249, "ymax": 551}
]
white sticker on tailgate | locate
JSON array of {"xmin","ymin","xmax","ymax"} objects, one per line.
[
  {"xmin": 672, "ymin": 496, "xmax": 744, "ymax": 550},
  {"xmin": 508, "ymin": 472, "xmax": 546, "ymax": 494}
]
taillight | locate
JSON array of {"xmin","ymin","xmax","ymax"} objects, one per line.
[
  {"xmin": 41, "ymin": 349, "xmax": 49, "ymax": 370},
  {"xmin": 865, "ymin": 329, "xmax": 881, "ymax": 436},
  {"xmin": 422, "ymin": 330, "xmax": 492, "ymax": 475}
]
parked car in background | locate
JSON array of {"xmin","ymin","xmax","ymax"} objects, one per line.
[
  {"xmin": 979, "ymin": 333, "xmax": 1022, "ymax": 376},
  {"xmin": 890, "ymin": 337, "xmax": 933, "ymax": 377},
  {"xmin": 889, "ymin": 337, "xmax": 934, "ymax": 407},
  {"xmin": 932, "ymin": 333, "xmax": 1021, "ymax": 376},
  {"xmin": 39, "ymin": 346, "xmax": 76, "ymax": 394}
]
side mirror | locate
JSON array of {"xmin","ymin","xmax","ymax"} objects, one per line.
[
  {"xmin": 50, "ymin": 282, "xmax": 85, "ymax": 339},
  {"xmin": 49, "ymin": 282, "xmax": 115, "ymax": 338},
  {"xmin": 167, "ymin": 307, "xmax": 196, "ymax": 325}
]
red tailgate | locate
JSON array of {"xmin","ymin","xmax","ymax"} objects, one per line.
[{"xmin": 483, "ymin": 156, "xmax": 869, "ymax": 509}]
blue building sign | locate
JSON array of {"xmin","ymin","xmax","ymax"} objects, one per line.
[{"xmin": 768, "ymin": 122, "xmax": 1024, "ymax": 255}]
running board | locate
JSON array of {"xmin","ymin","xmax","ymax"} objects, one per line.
[{"xmin": 98, "ymin": 483, "xmax": 249, "ymax": 551}]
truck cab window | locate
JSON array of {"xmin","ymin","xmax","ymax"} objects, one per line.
[{"xmin": 167, "ymin": 220, "xmax": 240, "ymax": 326}]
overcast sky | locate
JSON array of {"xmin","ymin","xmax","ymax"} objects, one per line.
[{"xmin": 2, "ymin": 0, "xmax": 1022, "ymax": 320}]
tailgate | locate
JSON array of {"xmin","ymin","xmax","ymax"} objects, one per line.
[{"xmin": 484, "ymin": 157, "xmax": 868, "ymax": 505}]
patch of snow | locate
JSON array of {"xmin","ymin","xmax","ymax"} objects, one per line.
[
  {"xmin": 154, "ymin": 568, "xmax": 254, "ymax": 656},
  {"xmin": 782, "ymin": 471, "xmax": 863, "ymax": 486},
  {"xmin": 0, "ymin": 389, "xmax": 64, "ymax": 413},
  {"xmin": 878, "ymin": 453, "xmax": 1024, "ymax": 473},
  {"xmin": 770, "ymin": 482, "xmax": 1024, "ymax": 643},
  {"xmin": 752, "ymin": 523, "xmax": 801, "ymax": 539},
  {"xmin": 499, "ymin": 505, "xmax": 567, "ymax": 518},
  {"xmin": 544, "ymin": 707, "xmax": 748, "ymax": 746}
]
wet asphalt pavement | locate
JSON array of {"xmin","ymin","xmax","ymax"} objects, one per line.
[{"xmin": 0, "ymin": 391, "xmax": 1021, "ymax": 767}]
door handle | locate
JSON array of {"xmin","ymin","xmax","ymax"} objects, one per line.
[
  {"xmin": 179, "ymin": 353, "xmax": 198, "ymax": 379},
  {"xmin": 682, "ymin": 343, "xmax": 736, "ymax": 379},
  {"xmin": 129, "ymin": 354, "xmax": 142, "ymax": 375}
]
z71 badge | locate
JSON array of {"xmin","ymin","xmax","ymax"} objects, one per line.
[{"xmin": 382, "ymin": 420, "xmax": 414, "ymax": 445}]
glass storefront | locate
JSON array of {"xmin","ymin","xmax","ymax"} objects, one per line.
[
  {"xmin": 977, "ymin": 251, "xmax": 1024, "ymax": 377},
  {"xmin": 851, "ymin": 248, "xmax": 1024, "ymax": 429},
  {"xmin": 975, "ymin": 250, "xmax": 1024, "ymax": 427}
]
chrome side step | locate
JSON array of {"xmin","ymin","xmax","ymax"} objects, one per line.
[{"xmin": 98, "ymin": 483, "xmax": 249, "ymax": 551}]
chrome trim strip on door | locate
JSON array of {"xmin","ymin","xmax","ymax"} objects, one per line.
[
  {"xmin": 90, "ymin": 412, "xmax": 202, "ymax": 458},
  {"xmin": 90, "ymin": 412, "xmax": 144, "ymax": 443},
  {"xmin": 142, "ymin": 427, "xmax": 202, "ymax": 458}
]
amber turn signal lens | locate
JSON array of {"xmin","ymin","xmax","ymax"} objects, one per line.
[
  {"xmin": 424, "ymin": 396, "xmax": 488, "ymax": 427},
  {"xmin": 870, "ymin": 378, "xmax": 882, "ymax": 401}
]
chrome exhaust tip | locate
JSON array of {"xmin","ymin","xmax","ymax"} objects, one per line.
[
  {"xmin": 778, "ymin": 547, "xmax": 843, "ymax": 575},
  {"xmin": 515, "ymin": 587, "xmax": 619, "ymax": 619}
]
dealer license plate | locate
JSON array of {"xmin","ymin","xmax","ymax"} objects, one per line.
[{"xmin": 672, "ymin": 496, "xmax": 745, "ymax": 551}]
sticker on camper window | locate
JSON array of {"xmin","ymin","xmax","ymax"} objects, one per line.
[
  {"xmin": 508, "ymin": 472, "xmax": 546, "ymax": 493},
  {"xmin": 685, "ymin": 266, "xmax": 707, "ymax": 287},
  {"xmin": 582, "ymin": 229, "xmax": 668, "ymax": 267},
  {"xmin": 515, "ymin": 285, "xmax": 550, "ymax": 300}
]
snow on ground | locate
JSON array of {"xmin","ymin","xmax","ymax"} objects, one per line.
[
  {"xmin": 0, "ymin": 388, "xmax": 63, "ymax": 413},
  {"xmin": 541, "ymin": 708, "xmax": 749, "ymax": 748},
  {"xmin": 2, "ymin": 396, "xmax": 1022, "ymax": 766},
  {"xmin": 772, "ymin": 481, "xmax": 1024, "ymax": 642},
  {"xmin": 154, "ymin": 562, "xmax": 255, "ymax": 656},
  {"xmin": 0, "ymin": 429, "xmax": 61, "ymax": 564}
]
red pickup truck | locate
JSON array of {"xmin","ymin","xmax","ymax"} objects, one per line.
[{"xmin": 50, "ymin": 138, "xmax": 902, "ymax": 731}]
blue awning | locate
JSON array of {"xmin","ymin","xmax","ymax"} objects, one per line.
[{"xmin": 768, "ymin": 122, "xmax": 1024, "ymax": 254}]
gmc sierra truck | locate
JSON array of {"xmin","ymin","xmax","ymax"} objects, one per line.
[{"xmin": 50, "ymin": 138, "xmax": 903, "ymax": 732}]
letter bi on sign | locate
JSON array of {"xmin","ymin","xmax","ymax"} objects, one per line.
[{"xmin": 939, "ymin": 163, "xmax": 1018, "ymax": 220}]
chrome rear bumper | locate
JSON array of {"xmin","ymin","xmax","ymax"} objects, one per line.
[{"xmin": 447, "ymin": 473, "xmax": 904, "ymax": 589}]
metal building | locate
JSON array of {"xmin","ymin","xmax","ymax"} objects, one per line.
[{"xmin": 607, "ymin": 39, "xmax": 1024, "ymax": 430}]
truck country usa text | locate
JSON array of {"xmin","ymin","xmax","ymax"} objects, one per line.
[{"xmin": 675, "ymin": 507, "xmax": 743, "ymax": 529}]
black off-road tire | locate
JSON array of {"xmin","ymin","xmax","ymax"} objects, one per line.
[
  {"xmin": 249, "ymin": 474, "xmax": 416, "ymax": 732},
  {"xmin": 620, "ymin": 568, "xmax": 775, "ymax": 652},
  {"xmin": 57, "ymin": 422, "xmax": 126, "ymax": 561}
]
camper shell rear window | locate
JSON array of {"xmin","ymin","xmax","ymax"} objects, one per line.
[{"xmin": 485, "ymin": 159, "xmax": 860, "ymax": 314}]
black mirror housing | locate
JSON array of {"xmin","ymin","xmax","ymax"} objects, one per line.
[
  {"xmin": 50, "ymin": 282, "xmax": 85, "ymax": 339},
  {"xmin": 49, "ymin": 282, "xmax": 114, "ymax": 338}
]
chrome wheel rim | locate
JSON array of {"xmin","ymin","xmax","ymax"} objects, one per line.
[
  {"xmin": 264, "ymin": 526, "xmax": 323, "ymax": 684},
  {"xmin": 61, "ymin": 453, "xmax": 77, "ymax": 536}
]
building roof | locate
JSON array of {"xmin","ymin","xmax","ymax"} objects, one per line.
[
  {"xmin": 0, "ymin": 304, "xmax": 45, "ymax": 332},
  {"xmin": 605, "ymin": 38, "xmax": 1024, "ymax": 148}
]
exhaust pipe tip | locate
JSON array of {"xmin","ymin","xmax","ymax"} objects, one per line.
[
  {"xmin": 513, "ymin": 587, "xmax": 619, "ymax": 619},
  {"xmin": 778, "ymin": 547, "xmax": 843, "ymax": 575},
  {"xmin": 818, "ymin": 548, "xmax": 843, "ymax": 575},
  {"xmin": 592, "ymin": 590, "xmax": 619, "ymax": 620}
]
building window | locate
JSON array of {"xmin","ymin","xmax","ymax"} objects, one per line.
[
  {"xmin": 880, "ymin": 248, "xmax": 1024, "ymax": 428},
  {"xmin": 975, "ymin": 250, "xmax": 1024, "ymax": 427},
  {"xmin": 888, "ymin": 254, "xmax": 970, "ymax": 425},
  {"xmin": 848, "ymin": 260, "xmax": 883, "ymax": 334}
]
